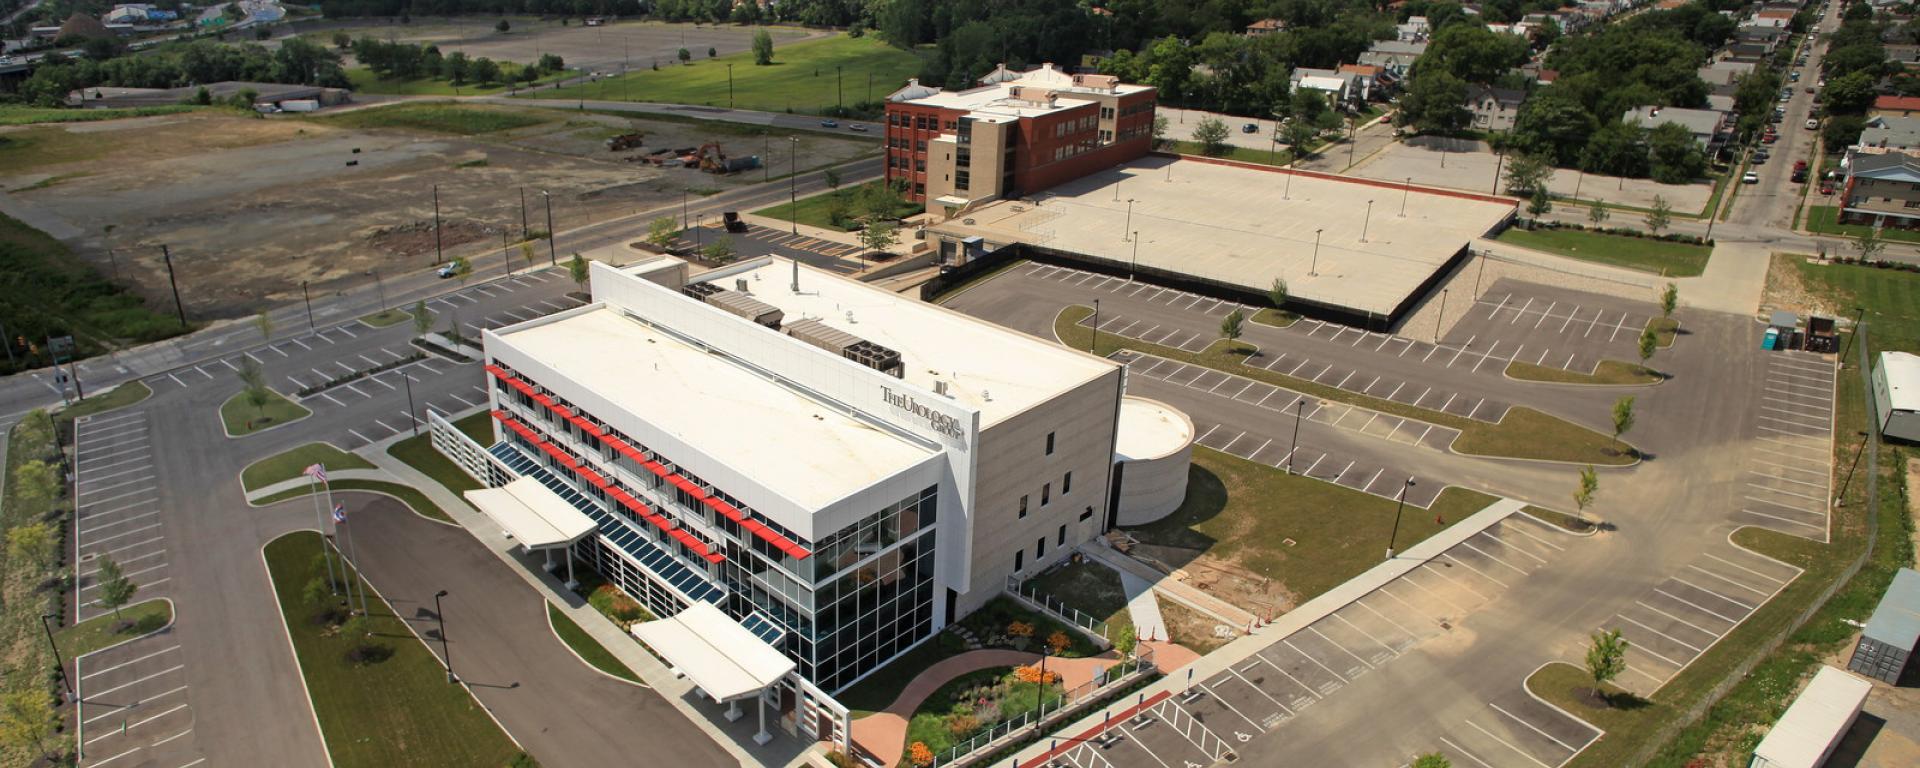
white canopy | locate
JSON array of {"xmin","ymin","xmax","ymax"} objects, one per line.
[
  {"xmin": 465, "ymin": 477, "xmax": 596, "ymax": 550},
  {"xmin": 631, "ymin": 602, "xmax": 794, "ymax": 703}
]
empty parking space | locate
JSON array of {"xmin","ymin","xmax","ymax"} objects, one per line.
[
  {"xmin": 1584, "ymin": 541, "xmax": 1800, "ymax": 697},
  {"xmin": 1024, "ymin": 263, "xmax": 1253, "ymax": 319},
  {"xmin": 72, "ymin": 412, "xmax": 170, "ymax": 624},
  {"xmin": 76, "ymin": 630, "xmax": 203, "ymax": 768},
  {"xmin": 1740, "ymin": 352, "xmax": 1835, "ymax": 540},
  {"xmin": 1445, "ymin": 282, "xmax": 1664, "ymax": 375}
]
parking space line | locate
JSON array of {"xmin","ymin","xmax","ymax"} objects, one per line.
[
  {"xmin": 82, "ymin": 578, "xmax": 169, "ymax": 607},
  {"xmin": 1741, "ymin": 507, "xmax": 1825, "ymax": 530},
  {"xmin": 1685, "ymin": 564, "xmax": 1771, "ymax": 597},
  {"xmin": 1458, "ymin": 540, "xmax": 1530, "ymax": 575},
  {"xmin": 95, "ymin": 537, "xmax": 165, "ymax": 559},
  {"xmin": 1439, "ymin": 552, "xmax": 1508, "ymax": 587},
  {"xmin": 1464, "ymin": 719, "xmax": 1552, "ymax": 768},
  {"xmin": 1652, "ymin": 587, "xmax": 1742, "ymax": 623},
  {"xmin": 1633, "ymin": 600, "xmax": 1723, "ymax": 637},
  {"xmin": 1478, "ymin": 530, "xmax": 1548, "ymax": 564},
  {"xmin": 87, "ymin": 664, "xmax": 186, "ymax": 699},
  {"xmin": 1415, "ymin": 561, "xmax": 1491, "ymax": 601},
  {"xmin": 1283, "ymin": 639, "xmax": 1349, "ymax": 683},
  {"xmin": 82, "ymin": 645, "xmax": 181, "ymax": 681},
  {"xmin": 1669, "ymin": 575, "xmax": 1756, "ymax": 610},
  {"xmin": 1438, "ymin": 737, "xmax": 1497, "ymax": 768},
  {"xmin": 79, "ymin": 485, "xmax": 159, "ymax": 508},
  {"xmin": 1332, "ymin": 613, "xmax": 1399, "ymax": 656},
  {"xmin": 1615, "ymin": 613, "xmax": 1705, "ymax": 653},
  {"xmin": 348, "ymin": 429, "xmax": 373, "ymax": 444},
  {"xmin": 1702, "ymin": 553, "xmax": 1789, "ymax": 585},
  {"xmin": 89, "ymin": 746, "xmax": 141, "ymax": 767}
]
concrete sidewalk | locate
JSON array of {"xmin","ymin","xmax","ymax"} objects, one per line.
[
  {"xmin": 243, "ymin": 468, "xmax": 395, "ymax": 504},
  {"xmin": 1113, "ymin": 567, "xmax": 1168, "ymax": 644},
  {"xmin": 1079, "ymin": 542, "xmax": 1256, "ymax": 629}
]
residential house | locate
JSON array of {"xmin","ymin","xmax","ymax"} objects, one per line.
[
  {"xmin": 1745, "ymin": 9, "xmax": 1794, "ymax": 29},
  {"xmin": 1707, "ymin": 93, "xmax": 1737, "ymax": 113},
  {"xmin": 1887, "ymin": 44, "xmax": 1920, "ymax": 67},
  {"xmin": 1858, "ymin": 115, "xmax": 1920, "ymax": 151},
  {"xmin": 1698, "ymin": 60, "xmax": 1757, "ymax": 87},
  {"xmin": 1736, "ymin": 27, "xmax": 1787, "ymax": 53},
  {"xmin": 1245, "ymin": 18, "xmax": 1286, "ymax": 36},
  {"xmin": 1623, "ymin": 105, "xmax": 1730, "ymax": 153},
  {"xmin": 1466, "ymin": 85, "xmax": 1525, "ymax": 132},
  {"xmin": 1840, "ymin": 151, "xmax": 1920, "ymax": 229},
  {"xmin": 1291, "ymin": 68, "xmax": 1364, "ymax": 110},
  {"xmin": 1873, "ymin": 95, "xmax": 1920, "ymax": 118},
  {"xmin": 1396, "ymin": 16, "xmax": 1430, "ymax": 42},
  {"xmin": 1723, "ymin": 42, "xmax": 1774, "ymax": 63},
  {"xmin": 1358, "ymin": 40, "xmax": 1427, "ymax": 79},
  {"xmin": 1339, "ymin": 64, "xmax": 1388, "ymax": 99}
]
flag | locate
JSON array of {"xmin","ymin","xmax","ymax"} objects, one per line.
[
  {"xmin": 331, "ymin": 503, "xmax": 347, "ymax": 524},
  {"xmin": 304, "ymin": 463, "xmax": 327, "ymax": 482}
]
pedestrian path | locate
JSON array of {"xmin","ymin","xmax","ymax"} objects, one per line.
[
  {"xmin": 849, "ymin": 648, "xmax": 1124, "ymax": 768},
  {"xmin": 243, "ymin": 468, "xmax": 394, "ymax": 504},
  {"xmin": 1113, "ymin": 567, "xmax": 1168, "ymax": 644},
  {"xmin": 1079, "ymin": 542, "xmax": 1257, "ymax": 629}
]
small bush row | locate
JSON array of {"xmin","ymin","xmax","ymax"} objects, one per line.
[
  {"xmin": 296, "ymin": 352, "xmax": 426, "ymax": 397},
  {"xmin": 1525, "ymin": 219, "xmax": 1714, "ymax": 246}
]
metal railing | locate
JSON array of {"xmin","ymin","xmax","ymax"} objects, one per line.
[
  {"xmin": 1008, "ymin": 576, "xmax": 1111, "ymax": 642},
  {"xmin": 928, "ymin": 648, "xmax": 1156, "ymax": 767}
]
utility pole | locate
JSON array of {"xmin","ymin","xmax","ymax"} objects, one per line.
[
  {"xmin": 519, "ymin": 187, "xmax": 530, "ymax": 239},
  {"xmin": 1400, "ymin": 177, "xmax": 1411, "ymax": 217},
  {"xmin": 1385, "ymin": 479, "xmax": 1417, "ymax": 560},
  {"xmin": 1310, "ymin": 228, "xmax": 1323, "ymax": 275},
  {"xmin": 727, "ymin": 63, "xmax": 734, "ymax": 109},
  {"xmin": 401, "ymin": 371, "xmax": 418, "ymax": 436},
  {"xmin": 301, "ymin": 280, "xmax": 315, "ymax": 331},
  {"xmin": 1361, "ymin": 199, "xmax": 1374, "ymax": 242},
  {"xmin": 542, "ymin": 190, "xmax": 557, "ymax": 266},
  {"xmin": 435, "ymin": 590, "xmax": 455, "ymax": 683},
  {"xmin": 837, "ymin": 65, "xmax": 843, "ymax": 110},
  {"xmin": 39, "ymin": 614, "xmax": 72, "ymax": 701},
  {"xmin": 1491, "ymin": 149, "xmax": 1505, "ymax": 194},
  {"xmin": 158, "ymin": 244, "xmax": 186, "ymax": 328},
  {"xmin": 371, "ymin": 269, "xmax": 387, "ymax": 310},
  {"xmin": 1434, "ymin": 289, "xmax": 1449, "ymax": 343},
  {"xmin": 789, "ymin": 137, "xmax": 800, "ymax": 235},
  {"xmin": 1287, "ymin": 398, "xmax": 1303, "ymax": 475},
  {"xmin": 432, "ymin": 184, "xmax": 444, "ymax": 265},
  {"xmin": 1091, "ymin": 299, "xmax": 1101, "ymax": 352}
]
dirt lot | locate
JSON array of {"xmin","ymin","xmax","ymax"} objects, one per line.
[
  {"xmin": 1352, "ymin": 136, "xmax": 1714, "ymax": 213},
  {"xmin": 0, "ymin": 105, "xmax": 874, "ymax": 316},
  {"xmin": 291, "ymin": 17, "xmax": 821, "ymax": 73}
]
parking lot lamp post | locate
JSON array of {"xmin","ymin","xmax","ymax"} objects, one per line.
[
  {"xmin": 370, "ymin": 269, "xmax": 387, "ymax": 311},
  {"xmin": 1122, "ymin": 199, "xmax": 1134, "ymax": 241},
  {"xmin": 401, "ymin": 371, "xmax": 418, "ymax": 437},
  {"xmin": 1573, "ymin": 170, "xmax": 1584, "ymax": 200},
  {"xmin": 1287, "ymin": 398, "xmax": 1303, "ymax": 475},
  {"xmin": 1091, "ymin": 299, "xmax": 1101, "ymax": 352},
  {"xmin": 432, "ymin": 183, "xmax": 443, "ymax": 265},
  {"xmin": 1284, "ymin": 168, "xmax": 1294, "ymax": 200},
  {"xmin": 727, "ymin": 64, "xmax": 734, "ymax": 109},
  {"xmin": 519, "ymin": 187, "xmax": 529, "ymax": 239},
  {"xmin": 1400, "ymin": 177, "xmax": 1411, "ymax": 217},
  {"xmin": 159, "ymin": 244, "xmax": 187, "ymax": 328},
  {"xmin": 1130, "ymin": 232, "xmax": 1139, "ymax": 280},
  {"xmin": 1361, "ymin": 200, "xmax": 1374, "ymax": 242},
  {"xmin": 434, "ymin": 590, "xmax": 455, "ymax": 683},
  {"xmin": 301, "ymin": 280, "xmax": 315, "ymax": 331},
  {"xmin": 1033, "ymin": 647, "xmax": 1052, "ymax": 733},
  {"xmin": 1434, "ymin": 289, "xmax": 1449, "ymax": 344},
  {"xmin": 541, "ymin": 190, "xmax": 557, "ymax": 266},
  {"xmin": 1839, "ymin": 307, "xmax": 1866, "ymax": 364},
  {"xmin": 789, "ymin": 137, "xmax": 801, "ymax": 235},
  {"xmin": 39, "ymin": 614, "xmax": 72, "ymax": 701},
  {"xmin": 1309, "ymin": 228, "xmax": 1322, "ymax": 276},
  {"xmin": 1385, "ymin": 478, "xmax": 1416, "ymax": 560}
]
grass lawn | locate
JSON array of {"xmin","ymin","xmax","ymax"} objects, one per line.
[
  {"xmin": 1795, "ymin": 259, "xmax": 1920, "ymax": 352},
  {"xmin": 264, "ymin": 532, "xmax": 522, "ymax": 768},
  {"xmin": 0, "ymin": 413, "xmax": 66, "ymax": 767},
  {"xmin": 242, "ymin": 443, "xmax": 373, "ymax": 493},
  {"xmin": 1159, "ymin": 599, "xmax": 1236, "ymax": 654},
  {"xmin": 1804, "ymin": 205, "xmax": 1920, "ymax": 244},
  {"xmin": 1251, "ymin": 308, "xmax": 1297, "ymax": 327},
  {"xmin": 527, "ymin": 35, "xmax": 923, "ymax": 115},
  {"xmin": 0, "ymin": 104, "xmax": 210, "ymax": 126},
  {"xmin": 346, "ymin": 63, "xmax": 568, "ymax": 96},
  {"xmin": 752, "ymin": 180, "xmax": 919, "ymax": 232},
  {"xmin": 310, "ymin": 102, "xmax": 554, "ymax": 135},
  {"xmin": 58, "ymin": 599, "xmax": 172, "ymax": 658},
  {"xmin": 254, "ymin": 480, "xmax": 454, "ymax": 524},
  {"xmin": 1056, "ymin": 305, "xmax": 1632, "ymax": 465},
  {"xmin": 1023, "ymin": 559, "xmax": 1134, "ymax": 640},
  {"xmin": 1166, "ymin": 140, "xmax": 1294, "ymax": 167},
  {"xmin": 546, "ymin": 602, "xmax": 640, "ymax": 684},
  {"xmin": 1505, "ymin": 359, "xmax": 1661, "ymax": 386},
  {"xmin": 1125, "ymin": 448, "xmax": 1500, "ymax": 607},
  {"xmin": 360, "ymin": 308, "xmax": 416, "ymax": 328},
  {"xmin": 221, "ymin": 389, "xmax": 311, "ymax": 436},
  {"xmin": 0, "ymin": 214, "xmax": 189, "ymax": 369},
  {"xmin": 1496, "ymin": 228, "xmax": 1710, "ymax": 277},
  {"xmin": 1650, "ymin": 316, "xmax": 1679, "ymax": 348},
  {"xmin": 55, "ymin": 381, "xmax": 151, "ymax": 428},
  {"xmin": 957, "ymin": 596, "xmax": 1104, "ymax": 659},
  {"xmin": 1520, "ymin": 505, "xmax": 1596, "ymax": 533},
  {"xmin": 837, "ymin": 631, "xmax": 973, "ymax": 717},
  {"xmin": 387, "ymin": 416, "xmax": 492, "ymax": 499}
]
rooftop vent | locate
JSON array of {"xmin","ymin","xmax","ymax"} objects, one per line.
[
  {"xmin": 683, "ymin": 283, "xmax": 783, "ymax": 328},
  {"xmin": 785, "ymin": 318, "xmax": 903, "ymax": 378}
]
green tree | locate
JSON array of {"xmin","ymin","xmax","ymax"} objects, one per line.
[
  {"xmin": 1857, "ymin": 225, "xmax": 1886, "ymax": 263},
  {"xmin": 569, "ymin": 253, "xmax": 590, "ymax": 289},
  {"xmin": 237, "ymin": 357, "xmax": 270, "ymax": 417},
  {"xmin": 443, "ymin": 51, "xmax": 470, "ymax": 84},
  {"xmin": 1504, "ymin": 152, "xmax": 1554, "ymax": 196},
  {"xmin": 332, "ymin": 31, "xmax": 351, "ymax": 49},
  {"xmin": 707, "ymin": 47, "xmax": 717, "ymax": 59},
  {"xmin": 1527, "ymin": 186, "xmax": 1553, "ymax": 219},
  {"xmin": 703, "ymin": 236, "xmax": 736, "ymax": 264},
  {"xmin": 471, "ymin": 57, "xmax": 502, "ymax": 86},
  {"xmin": 11, "ymin": 460, "xmax": 58, "ymax": 506},
  {"xmin": 753, "ymin": 30, "xmax": 775, "ymax": 65},
  {"xmin": 1412, "ymin": 754, "xmax": 1452, "ymax": 768},
  {"xmin": 858, "ymin": 219, "xmax": 900, "ymax": 258},
  {"xmin": 1644, "ymin": 195, "xmax": 1672, "ymax": 235},
  {"xmin": 824, "ymin": 166, "xmax": 842, "ymax": 191},
  {"xmin": 1283, "ymin": 121, "xmax": 1319, "ymax": 158},
  {"xmin": 1821, "ymin": 71, "xmax": 1877, "ymax": 114},
  {"xmin": 520, "ymin": 241, "xmax": 537, "ymax": 267},
  {"xmin": 1511, "ymin": 91, "xmax": 1597, "ymax": 166},
  {"xmin": 647, "ymin": 216, "xmax": 680, "ymax": 248},
  {"xmin": 1588, "ymin": 201, "xmax": 1610, "ymax": 226},
  {"xmin": 1638, "ymin": 325, "xmax": 1659, "ymax": 372},
  {"xmin": 1423, "ymin": 23, "xmax": 1530, "ymax": 83},
  {"xmin": 1611, "ymin": 396, "xmax": 1636, "ymax": 455},
  {"xmin": 1267, "ymin": 278, "xmax": 1288, "ymax": 310},
  {"xmin": 1661, "ymin": 283, "xmax": 1678, "ymax": 318},
  {"xmin": 1586, "ymin": 628, "xmax": 1630, "ymax": 701},
  {"xmin": 412, "ymin": 300, "xmax": 435, "ymax": 339},
  {"xmin": 6, "ymin": 522, "xmax": 53, "ymax": 566},
  {"xmin": 1646, "ymin": 123, "xmax": 1706, "ymax": 183},
  {"xmin": 1192, "ymin": 117, "xmax": 1231, "ymax": 156},
  {"xmin": 1151, "ymin": 115, "xmax": 1169, "ymax": 148},
  {"xmin": 254, "ymin": 311, "xmax": 273, "ymax": 343},
  {"xmin": 1573, "ymin": 466, "xmax": 1599, "ymax": 522},
  {"xmin": 1220, "ymin": 309, "xmax": 1245, "ymax": 351},
  {"xmin": 451, "ymin": 258, "xmax": 473, "ymax": 285},
  {"xmin": 1398, "ymin": 69, "xmax": 1470, "ymax": 134},
  {"xmin": 496, "ymin": 19, "xmax": 510, "ymax": 33},
  {"xmin": 677, "ymin": 47, "xmax": 692, "ymax": 64},
  {"xmin": 95, "ymin": 555, "xmax": 138, "ymax": 620},
  {"xmin": 0, "ymin": 691, "xmax": 55, "ymax": 758}
]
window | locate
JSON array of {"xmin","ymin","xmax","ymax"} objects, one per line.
[
  {"xmin": 915, "ymin": 160, "xmax": 926, "ymax": 172},
  {"xmin": 1908, "ymin": 201, "xmax": 1920, "ymax": 209},
  {"xmin": 1015, "ymin": 550, "xmax": 1024, "ymax": 571},
  {"xmin": 1036, "ymin": 536, "xmax": 1046, "ymax": 558},
  {"xmin": 1018, "ymin": 494, "xmax": 1029, "ymax": 518},
  {"xmin": 916, "ymin": 140, "xmax": 928, "ymax": 151},
  {"xmin": 1042, "ymin": 483, "xmax": 1051, "ymax": 506},
  {"xmin": 1057, "ymin": 524, "xmax": 1067, "ymax": 546},
  {"xmin": 1063, "ymin": 471, "xmax": 1072, "ymax": 494},
  {"xmin": 1079, "ymin": 506, "xmax": 1093, "ymax": 522},
  {"xmin": 1046, "ymin": 432, "xmax": 1055, "ymax": 455}
]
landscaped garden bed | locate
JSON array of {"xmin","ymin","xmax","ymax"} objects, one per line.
[{"xmin": 902, "ymin": 664, "xmax": 1065, "ymax": 766}]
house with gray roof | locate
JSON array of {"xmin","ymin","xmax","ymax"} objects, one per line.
[
  {"xmin": 1859, "ymin": 115, "xmax": 1920, "ymax": 151},
  {"xmin": 1623, "ymin": 105, "xmax": 1730, "ymax": 153},
  {"xmin": 1358, "ymin": 40, "xmax": 1427, "ymax": 78},
  {"xmin": 1841, "ymin": 151, "xmax": 1920, "ymax": 229}
]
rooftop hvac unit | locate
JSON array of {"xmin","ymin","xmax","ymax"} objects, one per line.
[
  {"xmin": 683, "ymin": 282, "xmax": 783, "ymax": 328},
  {"xmin": 735, "ymin": 277, "xmax": 750, "ymax": 293},
  {"xmin": 785, "ymin": 318, "xmax": 904, "ymax": 377}
]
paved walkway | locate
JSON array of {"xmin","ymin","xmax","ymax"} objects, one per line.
[
  {"xmin": 243, "ymin": 468, "xmax": 395, "ymax": 503},
  {"xmin": 1112, "ymin": 567, "xmax": 1168, "ymax": 644},
  {"xmin": 1078, "ymin": 542, "xmax": 1257, "ymax": 628},
  {"xmin": 849, "ymin": 649, "xmax": 1124, "ymax": 767}
]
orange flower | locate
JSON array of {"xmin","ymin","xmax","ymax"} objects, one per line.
[
  {"xmin": 908, "ymin": 741, "xmax": 935, "ymax": 767},
  {"xmin": 1046, "ymin": 631, "xmax": 1071, "ymax": 653}
]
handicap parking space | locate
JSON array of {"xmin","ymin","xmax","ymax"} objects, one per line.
[
  {"xmin": 1446, "ymin": 281, "xmax": 1661, "ymax": 376},
  {"xmin": 72, "ymin": 412, "xmax": 171, "ymax": 624},
  {"xmin": 1588, "ymin": 541, "xmax": 1800, "ymax": 698},
  {"xmin": 1740, "ymin": 352, "xmax": 1835, "ymax": 539},
  {"xmin": 75, "ymin": 630, "xmax": 203, "ymax": 768}
]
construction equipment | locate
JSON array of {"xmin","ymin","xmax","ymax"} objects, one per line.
[
  {"xmin": 605, "ymin": 132, "xmax": 645, "ymax": 152},
  {"xmin": 691, "ymin": 143, "xmax": 762, "ymax": 174},
  {"xmin": 722, "ymin": 211, "xmax": 749, "ymax": 233}
]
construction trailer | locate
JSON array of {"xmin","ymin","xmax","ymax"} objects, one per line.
[
  {"xmin": 1872, "ymin": 352, "xmax": 1920, "ymax": 443},
  {"xmin": 1747, "ymin": 665, "xmax": 1872, "ymax": 768},
  {"xmin": 1848, "ymin": 567, "xmax": 1920, "ymax": 683}
]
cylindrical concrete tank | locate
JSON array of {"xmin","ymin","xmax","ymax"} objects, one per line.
[{"xmin": 1114, "ymin": 396, "xmax": 1194, "ymax": 526}]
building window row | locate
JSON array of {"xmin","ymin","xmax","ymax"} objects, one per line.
[
  {"xmin": 1051, "ymin": 115, "xmax": 1097, "ymax": 138},
  {"xmin": 1050, "ymin": 140, "xmax": 1097, "ymax": 164},
  {"xmin": 1119, "ymin": 100, "xmax": 1156, "ymax": 117}
]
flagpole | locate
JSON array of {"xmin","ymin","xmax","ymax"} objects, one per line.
[
  {"xmin": 308, "ymin": 469, "xmax": 340, "ymax": 596},
  {"xmin": 322, "ymin": 476, "xmax": 365, "ymax": 615},
  {"xmin": 332, "ymin": 492, "xmax": 368, "ymax": 616}
]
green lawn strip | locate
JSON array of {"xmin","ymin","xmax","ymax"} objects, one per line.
[
  {"xmin": 1528, "ymin": 663, "xmax": 1660, "ymax": 745},
  {"xmin": 264, "ymin": 531, "xmax": 521, "ymax": 768},
  {"xmin": 0, "ymin": 414, "xmax": 67, "ymax": 766},
  {"xmin": 1505, "ymin": 359, "xmax": 1660, "ymax": 386},
  {"xmin": 242, "ymin": 443, "xmax": 373, "ymax": 492},
  {"xmin": 0, "ymin": 105, "xmax": 211, "ymax": 125},
  {"xmin": 347, "ymin": 64, "xmax": 568, "ymax": 96},
  {"xmin": 56, "ymin": 599, "xmax": 172, "ymax": 658},
  {"xmin": 751, "ymin": 180, "xmax": 919, "ymax": 232},
  {"xmin": 1650, "ymin": 316, "xmax": 1679, "ymax": 348},
  {"xmin": 253, "ymin": 480, "xmax": 454, "ymax": 524},
  {"xmin": 1022, "ymin": 559, "xmax": 1134, "ymax": 639},
  {"xmin": 903, "ymin": 666, "xmax": 1063, "ymax": 757},
  {"xmin": 1804, "ymin": 205, "xmax": 1920, "ymax": 244},
  {"xmin": 1250, "ymin": 308, "xmax": 1297, "ymax": 327},
  {"xmin": 545, "ymin": 602, "xmax": 640, "ymax": 684},
  {"xmin": 308, "ymin": 102, "xmax": 553, "ymax": 135},
  {"xmin": 1166, "ymin": 140, "xmax": 1294, "ymax": 167},
  {"xmin": 448, "ymin": 409, "xmax": 495, "ymax": 444},
  {"xmin": 388, "ymin": 431, "xmax": 483, "ymax": 496},
  {"xmin": 1055, "ymin": 305, "xmax": 1632, "ymax": 465},
  {"xmin": 0, "ymin": 214, "xmax": 188, "ymax": 368},
  {"xmin": 1795, "ymin": 258, "xmax": 1920, "ymax": 352},
  {"xmin": 526, "ymin": 35, "xmax": 922, "ymax": 115},
  {"xmin": 220, "ymin": 389, "xmax": 311, "ymax": 436},
  {"xmin": 1494, "ymin": 228, "xmax": 1710, "ymax": 278},
  {"xmin": 55, "ymin": 381, "xmax": 151, "ymax": 428},
  {"xmin": 360, "ymin": 308, "xmax": 416, "ymax": 328},
  {"xmin": 837, "ymin": 631, "xmax": 973, "ymax": 717},
  {"xmin": 1126, "ymin": 448, "xmax": 1499, "ymax": 604},
  {"xmin": 1518, "ymin": 505, "xmax": 1596, "ymax": 533}
]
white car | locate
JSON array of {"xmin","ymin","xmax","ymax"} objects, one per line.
[{"xmin": 1742, "ymin": 172, "xmax": 1761, "ymax": 184}]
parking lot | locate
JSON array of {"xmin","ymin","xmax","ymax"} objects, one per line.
[
  {"xmin": 672, "ymin": 222, "xmax": 870, "ymax": 275},
  {"xmin": 1446, "ymin": 281, "xmax": 1664, "ymax": 376},
  {"xmin": 73, "ymin": 411, "xmax": 171, "ymax": 623},
  {"xmin": 1115, "ymin": 350, "xmax": 1453, "ymax": 507},
  {"xmin": 1738, "ymin": 351, "xmax": 1836, "ymax": 540},
  {"xmin": 75, "ymin": 625, "xmax": 203, "ymax": 768},
  {"xmin": 1041, "ymin": 512, "xmax": 1591, "ymax": 768}
]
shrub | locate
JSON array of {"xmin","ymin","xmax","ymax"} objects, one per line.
[
  {"xmin": 588, "ymin": 584, "xmax": 645, "ymax": 626},
  {"xmin": 907, "ymin": 742, "xmax": 934, "ymax": 767}
]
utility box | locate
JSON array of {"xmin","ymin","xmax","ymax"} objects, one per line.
[
  {"xmin": 1872, "ymin": 352, "xmax": 1920, "ymax": 443},
  {"xmin": 1848, "ymin": 567, "xmax": 1920, "ymax": 683},
  {"xmin": 1748, "ymin": 665, "xmax": 1872, "ymax": 768}
]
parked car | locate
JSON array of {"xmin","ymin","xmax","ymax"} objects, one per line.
[
  {"xmin": 847, "ymin": 123, "xmax": 868, "ymax": 132},
  {"xmin": 1807, "ymin": 119, "xmax": 1820, "ymax": 130},
  {"xmin": 436, "ymin": 263, "xmax": 459, "ymax": 278},
  {"xmin": 1743, "ymin": 171, "xmax": 1761, "ymax": 184},
  {"xmin": 820, "ymin": 119, "xmax": 838, "ymax": 128},
  {"xmin": 1819, "ymin": 182, "xmax": 1836, "ymax": 195},
  {"xmin": 1752, "ymin": 153, "xmax": 1768, "ymax": 164},
  {"xmin": 1790, "ymin": 71, "xmax": 1802, "ymax": 82},
  {"xmin": 1242, "ymin": 123, "xmax": 1258, "ymax": 133}
]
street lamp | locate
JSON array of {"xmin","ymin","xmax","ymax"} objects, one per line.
[
  {"xmin": 1122, "ymin": 199, "xmax": 1135, "ymax": 241},
  {"xmin": 1287, "ymin": 398, "xmax": 1303, "ymax": 475},
  {"xmin": 1385, "ymin": 478, "xmax": 1417, "ymax": 560},
  {"xmin": 540, "ymin": 190, "xmax": 557, "ymax": 266},
  {"xmin": 1400, "ymin": 177, "xmax": 1411, "ymax": 217},
  {"xmin": 1310, "ymin": 228, "xmax": 1323, "ymax": 276},
  {"xmin": 1360, "ymin": 199, "xmax": 1374, "ymax": 243},
  {"xmin": 301, "ymin": 280, "xmax": 315, "ymax": 331},
  {"xmin": 39, "ymin": 614, "xmax": 72, "ymax": 701},
  {"xmin": 433, "ymin": 590, "xmax": 455, "ymax": 683},
  {"xmin": 789, "ymin": 136, "xmax": 801, "ymax": 235},
  {"xmin": 1091, "ymin": 299, "xmax": 1101, "ymax": 352},
  {"xmin": 1130, "ymin": 232, "xmax": 1139, "ymax": 280},
  {"xmin": 401, "ymin": 371, "xmax": 418, "ymax": 437}
]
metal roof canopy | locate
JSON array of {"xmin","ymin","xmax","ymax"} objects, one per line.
[
  {"xmin": 1880, "ymin": 353, "xmax": 1920, "ymax": 415},
  {"xmin": 1749, "ymin": 666, "xmax": 1872, "ymax": 768},
  {"xmin": 1863, "ymin": 567, "xmax": 1920, "ymax": 650},
  {"xmin": 632, "ymin": 602, "xmax": 795, "ymax": 703},
  {"xmin": 464, "ymin": 477, "xmax": 597, "ymax": 550}
]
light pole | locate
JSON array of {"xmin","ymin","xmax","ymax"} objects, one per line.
[
  {"xmin": 1091, "ymin": 299, "xmax": 1101, "ymax": 352},
  {"xmin": 726, "ymin": 63, "xmax": 734, "ymax": 109},
  {"xmin": 1284, "ymin": 169, "xmax": 1295, "ymax": 200},
  {"xmin": 1839, "ymin": 306, "xmax": 1866, "ymax": 364},
  {"xmin": 39, "ymin": 614, "xmax": 72, "ymax": 701},
  {"xmin": 158, "ymin": 244, "xmax": 187, "ymax": 328},
  {"xmin": 1385, "ymin": 478, "xmax": 1416, "ymax": 560},
  {"xmin": 519, "ymin": 187, "xmax": 529, "ymax": 239},
  {"xmin": 1130, "ymin": 232, "xmax": 1139, "ymax": 280},
  {"xmin": 788, "ymin": 137, "xmax": 800, "ymax": 235},
  {"xmin": 1434, "ymin": 288, "xmax": 1449, "ymax": 344},
  {"xmin": 432, "ymin": 183, "xmax": 443, "ymax": 265},
  {"xmin": 1310, "ymin": 228, "xmax": 1323, "ymax": 276},
  {"xmin": 1360, "ymin": 199, "xmax": 1374, "ymax": 243},
  {"xmin": 401, "ymin": 371, "xmax": 418, "ymax": 436},
  {"xmin": 434, "ymin": 590, "xmax": 455, "ymax": 683},
  {"xmin": 1400, "ymin": 177, "xmax": 1411, "ymax": 216},
  {"xmin": 1287, "ymin": 398, "xmax": 1303, "ymax": 475},
  {"xmin": 370, "ymin": 268, "xmax": 387, "ymax": 311},
  {"xmin": 541, "ymin": 190, "xmax": 557, "ymax": 266},
  {"xmin": 1122, "ymin": 199, "xmax": 1135, "ymax": 241},
  {"xmin": 301, "ymin": 280, "xmax": 315, "ymax": 331}
]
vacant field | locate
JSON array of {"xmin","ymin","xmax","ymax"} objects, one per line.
[
  {"xmin": 304, "ymin": 17, "xmax": 819, "ymax": 76},
  {"xmin": 2, "ymin": 104, "xmax": 873, "ymax": 318},
  {"xmin": 1496, "ymin": 227, "xmax": 1711, "ymax": 277},
  {"xmin": 346, "ymin": 62, "xmax": 571, "ymax": 96},
  {"xmin": 531, "ymin": 34, "xmax": 923, "ymax": 114}
]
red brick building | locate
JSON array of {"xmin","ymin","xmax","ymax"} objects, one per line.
[{"xmin": 883, "ymin": 64, "xmax": 1157, "ymax": 214}]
